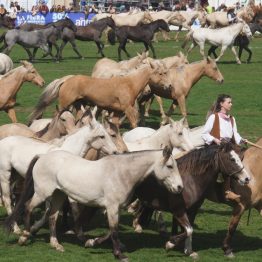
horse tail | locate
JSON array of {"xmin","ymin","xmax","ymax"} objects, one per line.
[
  {"xmin": 0, "ymin": 31, "xmax": 6, "ymax": 44},
  {"xmin": 181, "ymin": 30, "xmax": 194, "ymax": 49},
  {"xmin": 4, "ymin": 155, "xmax": 39, "ymax": 234},
  {"xmin": 108, "ymin": 29, "xmax": 116, "ymax": 45},
  {"xmin": 28, "ymin": 75, "xmax": 74, "ymax": 124}
]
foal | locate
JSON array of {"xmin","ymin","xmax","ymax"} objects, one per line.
[
  {"xmin": 108, "ymin": 19, "xmax": 170, "ymax": 60},
  {"xmin": 6, "ymin": 147, "xmax": 183, "ymax": 261}
]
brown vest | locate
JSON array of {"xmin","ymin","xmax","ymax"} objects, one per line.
[{"xmin": 210, "ymin": 113, "xmax": 236, "ymax": 143}]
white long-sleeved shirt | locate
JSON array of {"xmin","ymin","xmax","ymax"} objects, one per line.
[{"xmin": 201, "ymin": 114, "xmax": 242, "ymax": 145}]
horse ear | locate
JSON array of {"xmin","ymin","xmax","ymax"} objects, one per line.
[
  {"xmin": 206, "ymin": 56, "xmax": 212, "ymax": 63},
  {"xmin": 163, "ymin": 146, "xmax": 172, "ymax": 162},
  {"xmin": 91, "ymin": 106, "xmax": 98, "ymax": 118},
  {"xmin": 180, "ymin": 117, "xmax": 187, "ymax": 127},
  {"xmin": 20, "ymin": 60, "xmax": 30, "ymax": 67}
]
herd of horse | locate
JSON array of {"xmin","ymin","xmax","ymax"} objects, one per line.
[{"xmin": 0, "ymin": 3, "xmax": 261, "ymax": 261}]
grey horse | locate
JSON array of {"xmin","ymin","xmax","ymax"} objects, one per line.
[{"xmin": 0, "ymin": 25, "xmax": 57, "ymax": 61}]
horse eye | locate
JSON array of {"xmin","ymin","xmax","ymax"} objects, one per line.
[
  {"xmin": 178, "ymin": 132, "xmax": 183, "ymax": 136},
  {"xmin": 230, "ymin": 157, "xmax": 236, "ymax": 162},
  {"xmin": 167, "ymin": 165, "xmax": 173, "ymax": 169},
  {"xmin": 100, "ymin": 135, "xmax": 105, "ymax": 139},
  {"xmin": 111, "ymin": 134, "xmax": 117, "ymax": 138},
  {"xmin": 61, "ymin": 118, "xmax": 66, "ymax": 122}
]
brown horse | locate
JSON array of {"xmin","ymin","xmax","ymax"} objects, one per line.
[
  {"xmin": 30, "ymin": 61, "xmax": 171, "ymax": 128},
  {"xmin": 132, "ymin": 143, "xmax": 250, "ymax": 259},
  {"xmin": 142, "ymin": 57, "xmax": 224, "ymax": 126},
  {"xmin": 0, "ymin": 61, "xmax": 45, "ymax": 122}
]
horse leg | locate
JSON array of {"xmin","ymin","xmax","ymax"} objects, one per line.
[
  {"xmin": 95, "ymin": 40, "xmax": 105, "ymax": 57},
  {"xmin": 208, "ymin": 46, "xmax": 218, "ymax": 59},
  {"xmin": 121, "ymin": 39, "xmax": 131, "ymax": 60},
  {"xmin": 186, "ymin": 42, "xmax": 197, "ymax": 56},
  {"xmin": 125, "ymin": 106, "xmax": 139, "ymax": 128},
  {"xmin": 231, "ymin": 46, "xmax": 241, "ymax": 64},
  {"xmin": 177, "ymin": 96, "xmax": 189, "ymax": 127},
  {"xmin": 18, "ymin": 193, "xmax": 45, "ymax": 245},
  {"xmin": 243, "ymin": 45, "xmax": 252, "ymax": 63},
  {"xmin": 67, "ymin": 39, "xmax": 83, "ymax": 59},
  {"xmin": 22, "ymin": 47, "xmax": 33, "ymax": 61},
  {"xmin": 5, "ymin": 108, "xmax": 17, "ymax": 123},
  {"xmin": 199, "ymin": 43, "xmax": 206, "ymax": 59},
  {"xmin": 107, "ymin": 205, "xmax": 127, "ymax": 261},
  {"xmin": 0, "ymin": 176, "xmax": 20, "ymax": 234},
  {"xmin": 174, "ymin": 26, "xmax": 182, "ymax": 41},
  {"xmin": 144, "ymin": 96, "xmax": 154, "ymax": 117},
  {"xmin": 148, "ymin": 42, "xmax": 157, "ymax": 59},
  {"xmin": 222, "ymin": 203, "xmax": 246, "ymax": 258},
  {"xmin": 49, "ymin": 190, "xmax": 67, "ymax": 252},
  {"xmin": 154, "ymin": 95, "xmax": 167, "ymax": 123},
  {"xmin": 166, "ymin": 211, "xmax": 198, "ymax": 259},
  {"xmin": 215, "ymin": 45, "xmax": 227, "ymax": 62}
]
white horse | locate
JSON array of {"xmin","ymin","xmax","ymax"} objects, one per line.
[
  {"xmin": 8, "ymin": 147, "xmax": 183, "ymax": 261},
  {"xmin": 182, "ymin": 21, "xmax": 252, "ymax": 64},
  {"xmin": 124, "ymin": 118, "xmax": 194, "ymax": 152},
  {"xmin": 0, "ymin": 53, "xmax": 13, "ymax": 75},
  {"xmin": 123, "ymin": 125, "xmax": 205, "ymax": 149},
  {"xmin": 0, "ymin": 113, "xmax": 117, "ymax": 233}
]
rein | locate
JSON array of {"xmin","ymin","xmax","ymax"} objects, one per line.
[{"xmin": 217, "ymin": 151, "xmax": 244, "ymax": 177}]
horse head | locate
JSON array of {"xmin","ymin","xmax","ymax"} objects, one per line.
[
  {"xmin": 86, "ymin": 108, "xmax": 118, "ymax": 155},
  {"xmin": 20, "ymin": 60, "xmax": 45, "ymax": 87},
  {"xmin": 64, "ymin": 17, "xmax": 77, "ymax": 32},
  {"xmin": 204, "ymin": 57, "xmax": 224, "ymax": 84},
  {"xmin": 158, "ymin": 19, "xmax": 170, "ymax": 32},
  {"xmin": 154, "ymin": 146, "xmax": 183, "ymax": 194},
  {"xmin": 106, "ymin": 16, "xmax": 116, "ymax": 29},
  {"xmin": 144, "ymin": 10, "xmax": 154, "ymax": 22},
  {"xmin": 241, "ymin": 21, "xmax": 253, "ymax": 38},
  {"xmin": 147, "ymin": 59, "xmax": 172, "ymax": 90},
  {"xmin": 168, "ymin": 117, "xmax": 194, "ymax": 151},
  {"xmin": 217, "ymin": 142, "xmax": 251, "ymax": 185}
]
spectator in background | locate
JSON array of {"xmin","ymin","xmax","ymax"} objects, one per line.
[
  {"xmin": 204, "ymin": 1, "xmax": 213, "ymax": 14},
  {"xmin": 50, "ymin": 4, "xmax": 57, "ymax": 12},
  {"xmin": 216, "ymin": 3, "xmax": 226, "ymax": 11},
  {"xmin": 56, "ymin": 5, "xmax": 63, "ymax": 12},
  {"xmin": 31, "ymin": 5, "xmax": 39, "ymax": 15},
  {"xmin": 172, "ymin": 1, "xmax": 181, "ymax": 11},
  {"xmin": 0, "ymin": 4, "xmax": 7, "ymax": 17},
  {"xmin": 80, "ymin": 0, "xmax": 86, "ymax": 12},
  {"xmin": 39, "ymin": 1, "xmax": 49, "ymax": 15},
  {"xmin": 67, "ymin": 2, "xmax": 77, "ymax": 12},
  {"xmin": 8, "ymin": 1, "xmax": 18, "ymax": 18},
  {"xmin": 14, "ymin": 1, "xmax": 20, "ymax": 12}
]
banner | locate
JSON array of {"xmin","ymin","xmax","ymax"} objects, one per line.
[{"xmin": 15, "ymin": 12, "xmax": 96, "ymax": 26}]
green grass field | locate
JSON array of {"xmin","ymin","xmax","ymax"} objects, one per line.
[{"xmin": 0, "ymin": 31, "xmax": 261, "ymax": 261}]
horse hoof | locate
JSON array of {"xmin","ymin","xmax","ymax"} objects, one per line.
[
  {"xmin": 144, "ymin": 113, "xmax": 149, "ymax": 117},
  {"xmin": 81, "ymin": 57, "xmax": 85, "ymax": 60},
  {"xmin": 237, "ymin": 61, "xmax": 241, "ymax": 65},
  {"xmin": 64, "ymin": 230, "xmax": 75, "ymax": 235},
  {"xmin": 85, "ymin": 238, "xmax": 96, "ymax": 247},
  {"xmin": 18, "ymin": 236, "xmax": 28, "ymax": 245},
  {"xmin": 225, "ymin": 252, "xmax": 235, "ymax": 258},
  {"xmin": 134, "ymin": 225, "xmax": 143, "ymax": 233},
  {"xmin": 119, "ymin": 255, "xmax": 129, "ymax": 262},
  {"xmin": 165, "ymin": 241, "xmax": 175, "ymax": 251},
  {"xmin": 13, "ymin": 227, "xmax": 22, "ymax": 235},
  {"xmin": 189, "ymin": 252, "xmax": 199, "ymax": 260},
  {"xmin": 55, "ymin": 244, "xmax": 65, "ymax": 252}
]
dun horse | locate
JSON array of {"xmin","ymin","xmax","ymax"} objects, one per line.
[
  {"xmin": 30, "ymin": 61, "xmax": 171, "ymax": 128},
  {"xmin": 132, "ymin": 143, "xmax": 251, "ymax": 258},
  {"xmin": 0, "ymin": 61, "xmax": 45, "ymax": 122},
  {"xmin": 108, "ymin": 19, "xmax": 170, "ymax": 60},
  {"xmin": 5, "ymin": 147, "xmax": 183, "ymax": 261}
]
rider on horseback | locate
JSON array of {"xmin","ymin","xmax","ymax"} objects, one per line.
[
  {"xmin": 227, "ymin": 6, "xmax": 237, "ymax": 24},
  {"xmin": 202, "ymin": 94, "xmax": 247, "ymax": 203}
]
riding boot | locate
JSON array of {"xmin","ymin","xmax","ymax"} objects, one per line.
[{"xmin": 224, "ymin": 176, "xmax": 241, "ymax": 203}]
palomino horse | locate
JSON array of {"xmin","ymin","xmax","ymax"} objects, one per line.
[
  {"xmin": 0, "ymin": 53, "xmax": 13, "ymax": 74},
  {"xmin": 141, "ymin": 58, "xmax": 224, "ymax": 126},
  {"xmin": 132, "ymin": 143, "xmax": 251, "ymax": 259},
  {"xmin": 91, "ymin": 51, "xmax": 149, "ymax": 78},
  {"xmin": 0, "ymin": 109, "xmax": 77, "ymax": 141},
  {"xmin": 108, "ymin": 19, "xmax": 170, "ymax": 60},
  {"xmin": 182, "ymin": 22, "xmax": 252, "ymax": 64},
  {"xmin": 58, "ymin": 17, "xmax": 115, "ymax": 60},
  {"xmin": 30, "ymin": 61, "xmax": 171, "ymax": 128},
  {"xmin": 0, "ymin": 61, "xmax": 45, "ymax": 123},
  {"xmin": 6, "ymin": 147, "xmax": 183, "ymax": 261},
  {"xmin": 0, "ymin": 113, "xmax": 117, "ymax": 234}
]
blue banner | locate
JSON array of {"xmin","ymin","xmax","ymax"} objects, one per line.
[{"xmin": 16, "ymin": 12, "xmax": 96, "ymax": 26}]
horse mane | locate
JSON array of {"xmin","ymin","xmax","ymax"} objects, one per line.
[
  {"xmin": 176, "ymin": 143, "xmax": 233, "ymax": 176},
  {"xmin": 0, "ymin": 65, "xmax": 23, "ymax": 80}
]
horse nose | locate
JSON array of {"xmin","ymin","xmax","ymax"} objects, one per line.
[
  {"xmin": 112, "ymin": 151, "xmax": 118, "ymax": 155},
  {"xmin": 177, "ymin": 185, "xmax": 183, "ymax": 194},
  {"xmin": 217, "ymin": 78, "xmax": 224, "ymax": 84},
  {"xmin": 245, "ymin": 177, "xmax": 250, "ymax": 184}
]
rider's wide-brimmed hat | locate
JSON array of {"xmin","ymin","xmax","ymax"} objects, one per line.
[{"xmin": 227, "ymin": 6, "xmax": 235, "ymax": 11}]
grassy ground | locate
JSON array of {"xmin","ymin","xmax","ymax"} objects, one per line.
[{"xmin": 0, "ymin": 30, "xmax": 261, "ymax": 261}]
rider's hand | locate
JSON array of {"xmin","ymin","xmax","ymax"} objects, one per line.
[{"xmin": 213, "ymin": 138, "xmax": 221, "ymax": 145}]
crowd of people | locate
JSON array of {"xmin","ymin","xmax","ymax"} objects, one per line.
[{"xmin": 0, "ymin": 0, "xmax": 244, "ymax": 20}]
